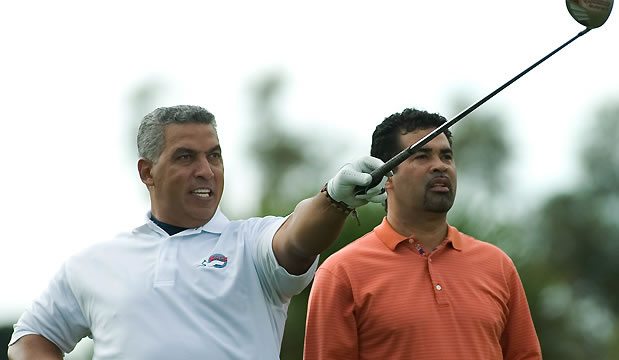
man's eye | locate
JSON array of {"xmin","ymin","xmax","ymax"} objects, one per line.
[
  {"xmin": 209, "ymin": 152, "xmax": 222, "ymax": 160},
  {"xmin": 178, "ymin": 154, "xmax": 192, "ymax": 160}
]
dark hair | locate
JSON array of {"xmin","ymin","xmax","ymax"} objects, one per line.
[
  {"xmin": 137, "ymin": 105, "xmax": 217, "ymax": 162},
  {"xmin": 371, "ymin": 108, "xmax": 452, "ymax": 163}
]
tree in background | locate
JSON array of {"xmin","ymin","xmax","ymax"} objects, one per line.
[
  {"xmin": 1, "ymin": 325, "xmax": 13, "ymax": 360},
  {"xmin": 244, "ymin": 76, "xmax": 619, "ymax": 359},
  {"xmin": 247, "ymin": 73, "xmax": 349, "ymax": 214},
  {"xmin": 244, "ymin": 80, "xmax": 521, "ymax": 359},
  {"xmin": 523, "ymin": 102, "xmax": 619, "ymax": 359},
  {"xmin": 245, "ymin": 73, "xmax": 356, "ymax": 357},
  {"xmin": 4, "ymin": 77, "xmax": 614, "ymax": 359}
]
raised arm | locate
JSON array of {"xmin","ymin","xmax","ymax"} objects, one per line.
[
  {"xmin": 272, "ymin": 156, "xmax": 387, "ymax": 274},
  {"xmin": 8, "ymin": 334, "xmax": 63, "ymax": 360}
]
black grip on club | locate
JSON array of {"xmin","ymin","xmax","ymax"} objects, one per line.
[{"xmin": 354, "ymin": 28, "xmax": 590, "ymax": 196}]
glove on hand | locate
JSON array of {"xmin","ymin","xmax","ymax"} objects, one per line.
[{"xmin": 326, "ymin": 155, "xmax": 389, "ymax": 209}]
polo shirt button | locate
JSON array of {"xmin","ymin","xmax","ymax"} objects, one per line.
[{"xmin": 435, "ymin": 284, "xmax": 442, "ymax": 291}]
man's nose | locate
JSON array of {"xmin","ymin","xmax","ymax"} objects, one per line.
[
  {"xmin": 430, "ymin": 157, "xmax": 448, "ymax": 172},
  {"xmin": 195, "ymin": 157, "xmax": 215, "ymax": 179}
]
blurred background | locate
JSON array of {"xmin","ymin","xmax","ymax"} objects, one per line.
[{"xmin": 1, "ymin": 1, "xmax": 618, "ymax": 359}]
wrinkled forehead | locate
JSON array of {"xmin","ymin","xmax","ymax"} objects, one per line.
[
  {"xmin": 163, "ymin": 123, "xmax": 220, "ymax": 149},
  {"xmin": 400, "ymin": 128, "xmax": 451, "ymax": 150}
]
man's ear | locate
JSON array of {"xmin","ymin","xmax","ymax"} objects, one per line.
[
  {"xmin": 385, "ymin": 176, "xmax": 393, "ymax": 190},
  {"xmin": 385, "ymin": 168, "xmax": 396, "ymax": 191},
  {"xmin": 138, "ymin": 158, "xmax": 155, "ymax": 186}
]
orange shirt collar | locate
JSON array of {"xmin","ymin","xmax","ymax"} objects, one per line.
[{"xmin": 374, "ymin": 217, "xmax": 463, "ymax": 251}]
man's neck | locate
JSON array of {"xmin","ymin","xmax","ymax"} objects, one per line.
[
  {"xmin": 387, "ymin": 211, "xmax": 448, "ymax": 251},
  {"xmin": 150, "ymin": 215, "xmax": 190, "ymax": 236}
]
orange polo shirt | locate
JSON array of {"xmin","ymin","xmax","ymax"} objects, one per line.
[{"xmin": 304, "ymin": 218, "xmax": 541, "ymax": 360}]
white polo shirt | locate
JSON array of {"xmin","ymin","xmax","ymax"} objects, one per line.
[{"xmin": 11, "ymin": 209, "xmax": 318, "ymax": 359}]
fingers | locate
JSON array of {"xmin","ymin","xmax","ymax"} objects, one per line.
[
  {"xmin": 326, "ymin": 156, "xmax": 388, "ymax": 209},
  {"xmin": 354, "ymin": 156, "xmax": 386, "ymax": 174},
  {"xmin": 356, "ymin": 177, "xmax": 387, "ymax": 204},
  {"xmin": 337, "ymin": 166, "xmax": 372, "ymax": 187}
]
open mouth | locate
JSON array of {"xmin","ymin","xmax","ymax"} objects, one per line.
[
  {"xmin": 191, "ymin": 188, "xmax": 213, "ymax": 198},
  {"xmin": 427, "ymin": 177, "xmax": 451, "ymax": 192}
]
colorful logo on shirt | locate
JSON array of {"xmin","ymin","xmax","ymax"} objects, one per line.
[{"xmin": 201, "ymin": 253, "xmax": 228, "ymax": 268}]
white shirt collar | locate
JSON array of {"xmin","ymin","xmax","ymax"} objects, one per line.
[{"xmin": 197, "ymin": 208, "xmax": 229, "ymax": 234}]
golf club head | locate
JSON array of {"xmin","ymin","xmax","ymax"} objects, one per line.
[{"xmin": 567, "ymin": 0, "xmax": 614, "ymax": 28}]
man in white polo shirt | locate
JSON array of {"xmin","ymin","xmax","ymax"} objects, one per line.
[{"xmin": 7, "ymin": 105, "xmax": 388, "ymax": 360}]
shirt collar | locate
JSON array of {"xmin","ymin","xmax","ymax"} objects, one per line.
[
  {"xmin": 374, "ymin": 217, "xmax": 463, "ymax": 251},
  {"xmin": 143, "ymin": 208, "xmax": 230, "ymax": 235},
  {"xmin": 198, "ymin": 208, "xmax": 229, "ymax": 234}
]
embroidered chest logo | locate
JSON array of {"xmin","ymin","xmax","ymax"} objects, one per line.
[{"xmin": 200, "ymin": 253, "xmax": 228, "ymax": 269}]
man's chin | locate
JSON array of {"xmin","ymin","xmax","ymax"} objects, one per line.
[
  {"xmin": 424, "ymin": 196, "xmax": 454, "ymax": 213},
  {"xmin": 197, "ymin": 211, "xmax": 217, "ymax": 222},
  {"xmin": 427, "ymin": 207, "xmax": 452, "ymax": 214}
]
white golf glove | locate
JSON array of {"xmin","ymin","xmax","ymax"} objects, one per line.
[{"xmin": 326, "ymin": 155, "xmax": 389, "ymax": 209}]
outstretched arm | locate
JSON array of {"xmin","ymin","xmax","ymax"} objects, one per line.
[
  {"xmin": 8, "ymin": 334, "xmax": 63, "ymax": 360},
  {"xmin": 272, "ymin": 156, "xmax": 387, "ymax": 275}
]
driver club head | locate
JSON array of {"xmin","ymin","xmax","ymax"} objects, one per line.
[{"xmin": 567, "ymin": 0, "xmax": 614, "ymax": 28}]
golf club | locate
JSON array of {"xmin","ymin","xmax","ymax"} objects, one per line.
[{"xmin": 356, "ymin": 0, "xmax": 613, "ymax": 195}]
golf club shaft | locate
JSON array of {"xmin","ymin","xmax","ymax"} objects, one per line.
[{"xmin": 356, "ymin": 27, "xmax": 591, "ymax": 194}]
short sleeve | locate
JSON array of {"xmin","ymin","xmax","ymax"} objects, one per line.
[
  {"xmin": 10, "ymin": 262, "xmax": 91, "ymax": 353},
  {"xmin": 249, "ymin": 216, "xmax": 319, "ymax": 304}
]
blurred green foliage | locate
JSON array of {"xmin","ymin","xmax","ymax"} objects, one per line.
[
  {"xmin": 3, "ymin": 78, "xmax": 618, "ymax": 360},
  {"xmin": 1, "ymin": 325, "xmax": 12, "ymax": 360},
  {"xmin": 246, "ymin": 75, "xmax": 619, "ymax": 359}
]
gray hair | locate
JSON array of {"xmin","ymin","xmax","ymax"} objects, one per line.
[{"xmin": 137, "ymin": 105, "xmax": 217, "ymax": 162}]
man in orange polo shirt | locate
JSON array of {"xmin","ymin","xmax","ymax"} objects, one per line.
[{"xmin": 304, "ymin": 108, "xmax": 541, "ymax": 360}]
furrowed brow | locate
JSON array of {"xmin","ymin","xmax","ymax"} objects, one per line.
[
  {"xmin": 416, "ymin": 148, "xmax": 432, "ymax": 154},
  {"xmin": 440, "ymin": 148, "xmax": 453, "ymax": 155},
  {"xmin": 172, "ymin": 147, "xmax": 196, "ymax": 156},
  {"xmin": 208, "ymin": 145, "xmax": 222, "ymax": 154}
]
